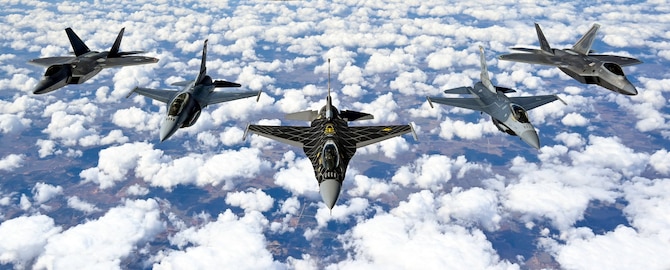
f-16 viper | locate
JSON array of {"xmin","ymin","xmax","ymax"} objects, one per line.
[
  {"xmin": 128, "ymin": 39, "xmax": 260, "ymax": 142},
  {"xmin": 498, "ymin": 23, "xmax": 642, "ymax": 95},
  {"xmin": 427, "ymin": 46, "xmax": 565, "ymax": 149},
  {"xmin": 28, "ymin": 27, "xmax": 158, "ymax": 94},
  {"xmin": 244, "ymin": 60, "xmax": 416, "ymax": 210}
]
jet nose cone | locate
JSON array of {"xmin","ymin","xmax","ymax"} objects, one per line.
[
  {"xmin": 519, "ymin": 130, "xmax": 541, "ymax": 149},
  {"xmin": 621, "ymin": 82, "xmax": 638, "ymax": 96},
  {"xmin": 319, "ymin": 179, "xmax": 341, "ymax": 210},
  {"xmin": 32, "ymin": 80, "xmax": 56, "ymax": 95},
  {"xmin": 160, "ymin": 117, "xmax": 179, "ymax": 142}
]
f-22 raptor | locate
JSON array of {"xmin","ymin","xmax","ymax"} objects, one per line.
[
  {"xmin": 244, "ymin": 60, "xmax": 416, "ymax": 210},
  {"xmin": 498, "ymin": 23, "xmax": 642, "ymax": 95},
  {"xmin": 427, "ymin": 46, "xmax": 565, "ymax": 149},
  {"xmin": 28, "ymin": 28, "xmax": 158, "ymax": 94},
  {"xmin": 128, "ymin": 40, "xmax": 260, "ymax": 142}
]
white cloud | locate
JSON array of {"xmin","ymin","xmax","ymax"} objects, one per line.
[
  {"xmin": 80, "ymin": 142, "xmax": 157, "ymax": 189},
  {"xmin": 67, "ymin": 196, "xmax": 101, "ymax": 214},
  {"xmin": 34, "ymin": 199, "xmax": 164, "ymax": 269},
  {"xmin": 225, "ymin": 189, "xmax": 275, "ymax": 213},
  {"xmin": 392, "ymin": 154, "xmax": 470, "ymax": 190},
  {"xmin": 330, "ymin": 190, "xmax": 518, "ymax": 269},
  {"xmin": 561, "ymin": 112, "xmax": 589, "ymax": 126},
  {"xmin": 32, "ymin": 182, "xmax": 63, "ymax": 204},
  {"xmin": 649, "ymin": 149, "xmax": 670, "ymax": 174},
  {"xmin": 153, "ymin": 210, "xmax": 279, "ymax": 269},
  {"xmin": 0, "ymin": 215, "xmax": 61, "ymax": 268},
  {"xmin": 0, "ymin": 154, "xmax": 24, "ymax": 171}
]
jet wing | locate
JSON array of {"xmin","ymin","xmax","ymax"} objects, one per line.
[
  {"xmin": 426, "ymin": 96, "xmax": 486, "ymax": 112},
  {"xmin": 129, "ymin": 87, "xmax": 177, "ymax": 103},
  {"xmin": 206, "ymin": 90, "xmax": 259, "ymax": 106},
  {"xmin": 102, "ymin": 56, "xmax": 159, "ymax": 67},
  {"xmin": 509, "ymin": 95, "xmax": 562, "ymax": 111},
  {"xmin": 498, "ymin": 53, "xmax": 559, "ymax": 66},
  {"xmin": 28, "ymin": 57, "xmax": 76, "ymax": 67},
  {"xmin": 348, "ymin": 125, "xmax": 413, "ymax": 148},
  {"xmin": 246, "ymin": 125, "xmax": 312, "ymax": 148},
  {"xmin": 588, "ymin": 55, "xmax": 642, "ymax": 67}
]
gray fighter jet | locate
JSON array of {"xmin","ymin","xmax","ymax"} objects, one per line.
[
  {"xmin": 244, "ymin": 60, "xmax": 416, "ymax": 210},
  {"xmin": 427, "ymin": 46, "xmax": 565, "ymax": 149},
  {"xmin": 127, "ymin": 40, "xmax": 260, "ymax": 142},
  {"xmin": 498, "ymin": 23, "xmax": 642, "ymax": 95},
  {"xmin": 28, "ymin": 28, "xmax": 158, "ymax": 94}
]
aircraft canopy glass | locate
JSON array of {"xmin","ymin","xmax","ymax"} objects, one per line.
[
  {"xmin": 510, "ymin": 104, "xmax": 530, "ymax": 123},
  {"xmin": 322, "ymin": 143, "xmax": 339, "ymax": 171},
  {"xmin": 603, "ymin": 63, "xmax": 624, "ymax": 76},
  {"xmin": 168, "ymin": 93, "xmax": 189, "ymax": 116}
]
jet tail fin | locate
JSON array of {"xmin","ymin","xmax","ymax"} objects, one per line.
[
  {"xmin": 65, "ymin": 28, "xmax": 90, "ymax": 57},
  {"xmin": 572, "ymin": 23, "xmax": 600, "ymax": 55},
  {"xmin": 108, "ymin": 28, "xmax": 125, "ymax": 58},
  {"xmin": 478, "ymin": 46, "xmax": 495, "ymax": 92},
  {"xmin": 534, "ymin": 23, "xmax": 552, "ymax": 54},
  {"xmin": 195, "ymin": 39, "xmax": 208, "ymax": 85}
]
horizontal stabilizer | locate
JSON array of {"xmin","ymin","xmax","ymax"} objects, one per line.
[
  {"xmin": 509, "ymin": 47, "xmax": 553, "ymax": 55},
  {"xmin": 285, "ymin": 110, "xmax": 319, "ymax": 122},
  {"xmin": 509, "ymin": 47, "xmax": 537, "ymax": 52},
  {"xmin": 443, "ymin": 86, "xmax": 473, "ymax": 95},
  {"xmin": 589, "ymin": 55, "xmax": 643, "ymax": 67},
  {"xmin": 116, "ymin": 51, "xmax": 146, "ymax": 56},
  {"xmin": 170, "ymin": 80, "xmax": 194, "ymax": 87},
  {"xmin": 341, "ymin": 110, "xmax": 374, "ymax": 121},
  {"xmin": 213, "ymin": 80, "xmax": 241, "ymax": 88},
  {"xmin": 495, "ymin": 86, "xmax": 516, "ymax": 93}
]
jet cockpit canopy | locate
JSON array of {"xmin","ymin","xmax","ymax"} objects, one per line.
[
  {"xmin": 510, "ymin": 104, "xmax": 530, "ymax": 123},
  {"xmin": 168, "ymin": 92, "xmax": 190, "ymax": 116},
  {"xmin": 322, "ymin": 142, "xmax": 340, "ymax": 171}
]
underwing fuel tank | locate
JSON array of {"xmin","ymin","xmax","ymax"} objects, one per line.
[{"xmin": 33, "ymin": 65, "xmax": 72, "ymax": 94}]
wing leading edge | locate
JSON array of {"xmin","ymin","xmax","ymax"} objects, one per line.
[
  {"xmin": 127, "ymin": 87, "xmax": 178, "ymax": 103},
  {"xmin": 426, "ymin": 96, "xmax": 486, "ymax": 112},
  {"xmin": 509, "ymin": 95, "xmax": 565, "ymax": 110},
  {"xmin": 245, "ymin": 125, "xmax": 312, "ymax": 148},
  {"xmin": 206, "ymin": 90, "xmax": 260, "ymax": 106},
  {"xmin": 348, "ymin": 124, "xmax": 414, "ymax": 148}
]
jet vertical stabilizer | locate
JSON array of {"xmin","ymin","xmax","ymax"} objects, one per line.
[
  {"xmin": 195, "ymin": 39, "xmax": 209, "ymax": 85},
  {"xmin": 325, "ymin": 58, "xmax": 334, "ymax": 120},
  {"xmin": 108, "ymin": 27, "xmax": 125, "ymax": 58},
  {"xmin": 534, "ymin": 23, "xmax": 552, "ymax": 54},
  {"xmin": 478, "ymin": 46, "xmax": 495, "ymax": 92},
  {"xmin": 65, "ymin": 28, "xmax": 90, "ymax": 56},
  {"xmin": 572, "ymin": 23, "xmax": 600, "ymax": 55}
]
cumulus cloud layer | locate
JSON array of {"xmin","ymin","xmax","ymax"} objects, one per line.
[{"xmin": 1, "ymin": 0, "xmax": 669, "ymax": 269}]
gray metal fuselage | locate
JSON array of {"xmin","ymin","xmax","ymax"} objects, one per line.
[
  {"xmin": 33, "ymin": 51, "xmax": 157, "ymax": 94},
  {"xmin": 160, "ymin": 80, "xmax": 215, "ymax": 141},
  {"xmin": 468, "ymin": 83, "xmax": 539, "ymax": 149},
  {"xmin": 548, "ymin": 49, "xmax": 637, "ymax": 95}
]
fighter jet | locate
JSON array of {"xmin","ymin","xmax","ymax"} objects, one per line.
[
  {"xmin": 127, "ymin": 39, "xmax": 260, "ymax": 142},
  {"xmin": 427, "ymin": 46, "xmax": 565, "ymax": 149},
  {"xmin": 244, "ymin": 60, "xmax": 416, "ymax": 210},
  {"xmin": 28, "ymin": 28, "xmax": 158, "ymax": 94},
  {"xmin": 498, "ymin": 23, "xmax": 642, "ymax": 95}
]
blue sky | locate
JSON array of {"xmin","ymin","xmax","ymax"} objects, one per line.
[{"xmin": 1, "ymin": 0, "xmax": 669, "ymax": 269}]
